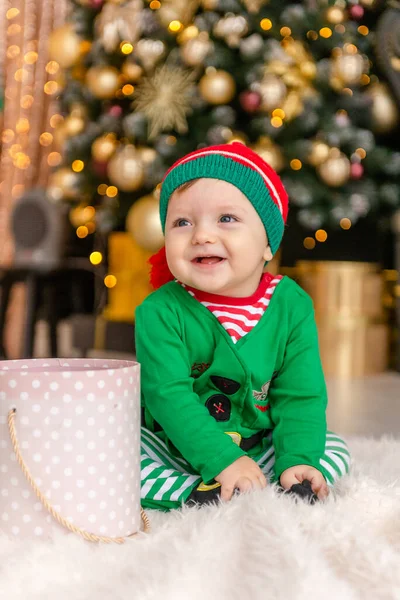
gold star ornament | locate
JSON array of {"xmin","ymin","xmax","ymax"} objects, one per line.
[{"xmin": 132, "ymin": 64, "xmax": 195, "ymax": 138}]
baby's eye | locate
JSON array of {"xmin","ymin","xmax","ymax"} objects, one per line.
[
  {"xmin": 219, "ymin": 214, "xmax": 238, "ymax": 223},
  {"xmin": 174, "ymin": 218, "xmax": 191, "ymax": 227}
]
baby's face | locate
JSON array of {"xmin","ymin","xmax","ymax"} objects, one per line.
[{"xmin": 164, "ymin": 178, "xmax": 272, "ymax": 297}]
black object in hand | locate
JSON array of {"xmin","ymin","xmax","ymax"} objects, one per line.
[{"xmin": 288, "ymin": 479, "xmax": 318, "ymax": 504}]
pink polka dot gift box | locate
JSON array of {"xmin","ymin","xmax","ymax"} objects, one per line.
[{"xmin": 0, "ymin": 358, "xmax": 147, "ymax": 542}]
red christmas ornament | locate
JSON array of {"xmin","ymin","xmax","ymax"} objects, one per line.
[
  {"xmin": 239, "ymin": 90, "xmax": 262, "ymax": 113},
  {"xmin": 108, "ymin": 105, "xmax": 123, "ymax": 118},
  {"xmin": 349, "ymin": 5, "xmax": 364, "ymax": 19},
  {"xmin": 350, "ymin": 162, "xmax": 364, "ymax": 180}
]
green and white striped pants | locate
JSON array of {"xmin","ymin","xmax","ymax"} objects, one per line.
[{"xmin": 140, "ymin": 427, "xmax": 351, "ymax": 511}]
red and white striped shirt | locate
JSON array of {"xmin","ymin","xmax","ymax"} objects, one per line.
[{"xmin": 182, "ymin": 273, "xmax": 283, "ymax": 343}]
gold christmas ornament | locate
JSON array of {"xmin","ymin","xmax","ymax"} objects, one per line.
[
  {"xmin": 317, "ymin": 152, "xmax": 351, "ymax": 187},
  {"xmin": 126, "ymin": 194, "xmax": 164, "ymax": 252},
  {"xmin": 199, "ymin": 70, "xmax": 236, "ymax": 105},
  {"xmin": 48, "ymin": 24, "xmax": 83, "ymax": 69},
  {"xmin": 308, "ymin": 141, "xmax": 331, "ymax": 167},
  {"xmin": 252, "ymin": 137, "xmax": 285, "ymax": 172},
  {"xmin": 259, "ymin": 74, "xmax": 287, "ymax": 112},
  {"xmin": 121, "ymin": 61, "xmax": 143, "ymax": 82},
  {"xmin": 367, "ymin": 82, "xmax": 399, "ymax": 134},
  {"xmin": 96, "ymin": 0, "xmax": 144, "ymax": 52},
  {"xmin": 107, "ymin": 145, "xmax": 145, "ymax": 191},
  {"xmin": 213, "ymin": 15, "xmax": 249, "ymax": 48},
  {"xmin": 86, "ymin": 66, "xmax": 121, "ymax": 99},
  {"xmin": 325, "ymin": 6, "xmax": 347, "ymax": 24},
  {"xmin": 133, "ymin": 64, "xmax": 195, "ymax": 138},
  {"xmin": 181, "ymin": 35, "xmax": 212, "ymax": 67},
  {"xmin": 63, "ymin": 115, "xmax": 86, "ymax": 137},
  {"xmin": 332, "ymin": 52, "xmax": 365, "ymax": 85},
  {"xmin": 134, "ymin": 39, "xmax": 166, "ymax": 71},
  {"xmin": 92, "ymin": 134, "xmax": 118, "ymax": 162},
  {"xmin": 47, "ymin": 167, "xmax": 81, "ymax": 201}
]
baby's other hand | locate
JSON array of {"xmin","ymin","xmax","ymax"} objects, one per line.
[
  {"xmin": 280, "ymin": 465, "xmax": 329, "ymax": 500},
  {"xmin": 215, "ymin": 456, "xmax": 267, "ymax": 501}
]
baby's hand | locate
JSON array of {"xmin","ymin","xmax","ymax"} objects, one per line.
[
  {"xmin": 215, "ymin": 456, "xmax": 267, "ymax": 501},
  {"xmin": 280, "ymin": 465, "xmax": 329, "ymax": 500}
]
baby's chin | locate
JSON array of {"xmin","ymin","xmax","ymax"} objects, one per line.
[
  {"xmin": 188, "ymin": 279, "xmax": 231, "ymax": 295},
  {"xmin": 177, "ymin": 275, "xmax": 215, "ymax": 292}
]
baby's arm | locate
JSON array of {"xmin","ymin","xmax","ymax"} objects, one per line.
[
  {"xmin": 268, "ymin": 288, "xmax": 327, "ymax": 485},
  {"xmin": 135, "ymin": 299, "xmax": 245, "ymax": 484}
]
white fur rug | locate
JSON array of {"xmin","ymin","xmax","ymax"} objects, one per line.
[{"xmin": 1, "ymin": 436, "xmax": 400, "ymax": 600}]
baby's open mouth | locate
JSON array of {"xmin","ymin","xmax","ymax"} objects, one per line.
[{"xmin": 192, "ymin": 256, "xmax": 225, "ymax": 265}]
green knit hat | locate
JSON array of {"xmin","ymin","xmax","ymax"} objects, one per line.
[{"xmin": 159, "ymin": 142, "xmax": 289, "ymax": 255}]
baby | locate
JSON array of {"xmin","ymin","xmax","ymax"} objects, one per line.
[{"xmin": 135, "ymin": 143, "xmax": 350, "ymax": 510}]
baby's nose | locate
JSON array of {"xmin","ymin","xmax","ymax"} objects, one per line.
[{"xmin": 191, "ymin": 225, "xmax": 216, "ymax": 245}]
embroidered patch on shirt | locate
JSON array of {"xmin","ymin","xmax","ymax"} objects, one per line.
[
  {"xmin": 252, "ymin": 371, "xmax": 278, "ymax": 412},
  {"xmin": 253, "ymin": 380, "xmax": 272, "ymax": 401},
  {"xmin": 191, "ymin": 362, "xmax": 210, "ymax": 376}
]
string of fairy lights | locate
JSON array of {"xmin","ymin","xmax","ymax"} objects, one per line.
[{"xmin": 2, "ymin": 4, "xmax": 66, "ymax": 187}]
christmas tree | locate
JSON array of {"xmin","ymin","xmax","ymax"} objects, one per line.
[{"xmin": 47, "ymin": 0, "xmax": 400, "ymax": 256}]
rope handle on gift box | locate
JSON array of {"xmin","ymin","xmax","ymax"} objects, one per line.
[{"xmin": 7, "ymin": 408, "xmax": 150, "ymax": 543}]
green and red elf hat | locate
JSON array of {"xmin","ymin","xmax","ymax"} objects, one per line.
[{"xmin": 149, "ymin": 142, "xmax": 289, "ymax": 289}]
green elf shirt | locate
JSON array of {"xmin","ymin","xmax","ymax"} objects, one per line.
[{"xmin": 135, "ymin": 276, "xmax": 327, "ymax": 484}]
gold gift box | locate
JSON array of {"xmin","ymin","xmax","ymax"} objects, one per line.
[
  {"xmin": 103, "ymin": 233, "xmax": 153, "ymax": 323},
  {"xmin": 296, "ymin": 261, "xmax": 389, "ymax": 377}
]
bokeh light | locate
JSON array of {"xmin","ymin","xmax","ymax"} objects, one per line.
[{"xmin": 104, "ymin": 275, "xmax": 117, "ymax": 288}]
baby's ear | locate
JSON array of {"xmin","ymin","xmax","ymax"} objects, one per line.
[{"xmin": 263, "ymin": 246, "xmax": 273, "ymax": 262}]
